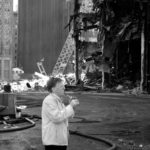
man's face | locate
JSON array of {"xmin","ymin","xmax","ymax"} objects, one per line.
[{"xmin": 52, "ymin": 81, "xmax": 65, "ymax": 96}]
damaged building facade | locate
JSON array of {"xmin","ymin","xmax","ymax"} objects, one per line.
[
  {"xmin": 17, "ymin": 0, "xmax": 150, "ymax": 93},
  {"xmin": 0, "ymin": 0, "xmax": 149, "ymax": 93},
  {"xmin": 72, "ymin": 0, "xmax": 150, "ymax": 92}
]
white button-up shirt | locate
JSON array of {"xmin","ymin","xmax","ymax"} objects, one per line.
[{"xmin": 42, "ymin": 93, "xmax": 74, "ymax": 146}]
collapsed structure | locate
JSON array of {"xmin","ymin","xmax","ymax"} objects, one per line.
[
  {"xmin": 64, "ymin": 0, "xmax": 150, "ymax": 93},
  {"xmin": 0, "ymin": 0, "xmax": 150, "ymax": 94}
]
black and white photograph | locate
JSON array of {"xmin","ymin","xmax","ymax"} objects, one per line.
[{"xmin": 0, "ymin": 0, "xmax": 150, "ymax": 149}]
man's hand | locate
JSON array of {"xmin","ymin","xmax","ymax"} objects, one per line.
[{"xmin": 70, "ymin": 99, "xmax": 79, "ymax": 108}]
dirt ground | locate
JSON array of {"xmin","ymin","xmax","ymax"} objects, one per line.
[{"xmin": 0, "ymin": 92, "xmax": 150, "ymax": 150}]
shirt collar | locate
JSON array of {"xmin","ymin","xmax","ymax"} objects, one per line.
[{"xmin": 51, "ymin": 93, "xmax": 62, "ymax": 103}]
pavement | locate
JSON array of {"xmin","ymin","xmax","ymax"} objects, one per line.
[
  {"xmin": 1, "ymin": 91, "xmax": 150, "ymax": 150},
  {"xmin": 67, "ymin": 90, "xmax": 150, "ymax": 99}
]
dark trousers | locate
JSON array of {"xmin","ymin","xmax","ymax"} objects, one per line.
[{"xmin": 45, "ymin": 145, "xmax": 67, "ymax": 150}]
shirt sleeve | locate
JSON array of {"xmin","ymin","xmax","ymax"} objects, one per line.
[{"xmin": 44, "ymin": 100, "xmax": 74, "ymax": 124}]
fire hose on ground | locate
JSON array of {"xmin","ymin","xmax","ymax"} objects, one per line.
[
  {"xmin": 69, "ymin": 130, "xmax": 116, "ymax": 150},
  {"xmin": 0, "ymin": 114, "xmax": 117, "ymax": 150},
  {"xmin": 0, "ymin": 117, "xmax": 35, "ymax": 132},
  {"xmin": 25, "ymin": 114, "xmax": 117, "ymax": 150}
]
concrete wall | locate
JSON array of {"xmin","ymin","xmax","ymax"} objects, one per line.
[{"xmin": 0, "ymin": 0, "xmax": 13, "ymax": 81}]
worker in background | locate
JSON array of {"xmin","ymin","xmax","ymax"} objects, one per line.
[{"xmin": 41, "ymin": 77, "xmax": 79, "ymax": 150}]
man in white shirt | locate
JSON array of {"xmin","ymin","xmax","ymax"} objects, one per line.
[{"xmin": 42, "ymin": 77, "xmax": 79, "ymax": 150}]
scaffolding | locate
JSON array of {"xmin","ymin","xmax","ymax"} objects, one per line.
[
  {"xmin": 52, "ymin": 28, "xmax": 75, "ymax": 76},
  {"xmin": 51, "ymin": 0, "xmax": 95, "ymax": 78}
]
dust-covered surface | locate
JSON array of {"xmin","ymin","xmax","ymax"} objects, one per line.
[{"xmin": 0, "ymin": 92, "xmax": 150, "ymax": 150}]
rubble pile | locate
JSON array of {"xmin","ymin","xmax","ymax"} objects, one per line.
[
  {"xmin": 0, "ymin": 66, "xmax": 147, "ymax": 95},
  {"xmin": 0, "ymin": 70, "xmax": 49, "ymax": 93},
  {"xmin": 0, "ymin": 67, "xmax": 78, "ymax": 93}
]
